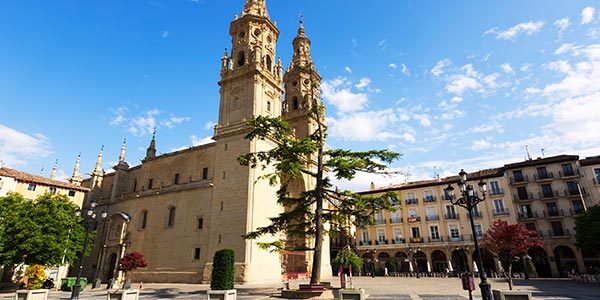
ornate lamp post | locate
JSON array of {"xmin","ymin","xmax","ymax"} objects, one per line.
[
  {"xmin": 70, "ymin": 201, "xmax": 107, "ymax": 300},
  {"xmin": 444, "ymin": 169, "xmax": 492, "ymax": 300}
]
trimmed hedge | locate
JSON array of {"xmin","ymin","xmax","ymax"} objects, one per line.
[{"xmin": 210, "ymin": 248, "xmax": 235, "ymax": 290}]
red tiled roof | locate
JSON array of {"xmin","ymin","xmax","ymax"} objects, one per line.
[{"xmin": 0, "ymin": 167, "xmax": 90, "ymax": 192}]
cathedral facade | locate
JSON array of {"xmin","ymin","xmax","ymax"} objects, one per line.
[{"xmin": 81, "ymin": 0, "xmax": 330, "ymax": 284}]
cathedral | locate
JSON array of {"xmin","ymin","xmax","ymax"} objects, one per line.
[{"xmin": 81, "ymin": 0, "xmax": 330, "ymax": 284}]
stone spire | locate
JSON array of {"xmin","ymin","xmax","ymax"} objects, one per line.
[
  {"xmin": 69, "ymin": 154, "xmax": 84, "ymax": 185},
  {"xmin": 118, "ymin": 138, "xmax": 126, "ymax": 162},
  {"xmin": 291, "ymin": 18, "xmax": 312, "ymax": 66},
  {"xmin": 91, "ymin": 146, "xmax": 104, "ymax": 177},
  {"xmin": 242, "ymin": 0, "xmax": 268, "ymax": 17},
  {"xmin": 50, "ymin": 159, "xmax": 58, "ymax": 179},
  {"xmin": 146, "ymin": 128, "xmax": 157, "ymax": 159}
]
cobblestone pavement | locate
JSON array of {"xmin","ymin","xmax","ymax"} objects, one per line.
[{"xmin": 1, "ymin": 277, "xmax": 599, "ymax": 299}]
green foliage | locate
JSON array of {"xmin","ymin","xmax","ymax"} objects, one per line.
[
  {"xmin": 331, "ymin": 247, "xmax": 363, "ymax": 273},
  {"xmin": 210, "ymin": 249, "xmax": 235, "ymax": 290},
  {"xmin": 0, "ymin": 193, "xmax": 90, "ymax": 267},
  {"xmin": 239, "ymin": 90, "xmax": 401, "ymax": 285},
  {"xmin": 25, "ymin": 264, "xmax": 46, "ymax": 290},
  {"xmin": 385, "ymin": 257, "xmax": 398, "ymax": 273},
  {"xmin": 575, "ymin": 205, "xmax": 600, "ymax": 255}
]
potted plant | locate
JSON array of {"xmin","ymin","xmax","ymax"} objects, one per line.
[
  {"xmin": 15, "ymin": 265, "xmax": 49, "ymax": 300},
  {"xmin": 331, "ymin": 248, "xmax": 365, "ymax": 300},
  {"xmin": 108, "ymin": 252, "xmax": 147, "ymax": 300},
  {"xmin": 207, "ymin": 249, "xmax": 236, "ymax": 300}
]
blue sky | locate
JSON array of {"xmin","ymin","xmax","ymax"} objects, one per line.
[{"xmin": 1, "ymin": 0, "xmax": 600, "ymax": 191}]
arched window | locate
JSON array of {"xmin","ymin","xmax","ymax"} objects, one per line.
[
  {"xmin": 237, "ymin": 51, "xmax": 245, "ymax": 66},
  {"xmin": 167, "ymin": 207, "xmax": 176, "ymax": 228},
  {"xmin": 265, "ymin": 55, "xmax": 272, "ymax": 71},
  {"xmin": 292, "ymin": 96, "xmax": 299, "ymax": 110}
]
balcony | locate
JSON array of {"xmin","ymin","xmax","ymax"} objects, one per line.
[
  {"xmin": 424, "ymin": 195, "xmax": 436, "ymax": 203},
  {"xmin": 375, "ymin": 218, "xmax": 387, "ymax": 225},
  {"xmin": 570, "ymin": 208, "xmax": 585, "ymax": 215},
  {"xmin": 359, "ymin": 240, "xmax": 372, "ymax": 246},
  {"xmin": 559, "ymin": 169, "xmax": 580, "ymax": 178},
  {"xmin": 428, "ymin": 236, "xmax": 444, "ymax": 243},
  {"xmin": 518, "ymin": 211, "xmax": 539, "ymax": 220},
  {"xmin": 493, "ymin": 208, "xmax": 510, "ymax": 216},
  {"xmin": 445, "ymin": 213, "xmax": 460, "ymax": 220},
  {"xmin": 471, "ymin": 211, "xmax": 483, "ymax": 218},
  {"xmin": 389, "ymin": 217, "xmax": 403, "ymax": 224},
  {"xmin": 544, "ymin": 209, "xmax": 564, "ymax": 217},
  {"xmin": 489, "ymin": 188, "xmax": 504, "ymax": 196},
  {"xmin": 514, "ymin": 193, "xmax": 534, "ymax": 201},
  {"xmin": 406, "ymin": 198, "xmax": 419, "ymax": 205},
  {"xmin": 564, "ymin": 188, "xmax": 583, "ymax": 197},
  {"xmin": 448, "ymin": 235, "xmax": 464, "ymax": 242},
  {"xmin": 539, "ymin": 190, "xmax": 559, "ymax": 199},
  {"xmin": 442, "ymin": 194, "xmax": 455, "ymax": 201},
  {"xmin": 376, "ymin": 239, "xmax": 389, "ymax": 245},
  {"xmin": 426, "ymin": 214, "xmax": 440, "ymax": 221},
  {"xmin": 510, "ymin": 174, "xmax": 529, "ymax": 185},
  {"xmin": 407, "ymin": 216, "xmax": 421, "ymax": 223},
  {"xmin": 392, "ymin": 238, "xmax": 406, "ymax": 244},
  {"xmin": 534, "ymin": 172, "xmax": 554, "ymax": 181},
  {"xmin": 547, "ymin": 228, "xmax": 572, "ymax": 238},
  {"xmin": 410, "ymin": 237, "xmax": 423, "ymax": 243}
]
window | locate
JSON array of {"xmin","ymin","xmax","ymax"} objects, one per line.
[
  {"xmin": 148, "ymin": 179, "xmax": 154, "ymax": 189},
  {"xmin": 546, "ymin": 202, "xmax": 559, "ymax": 217},
  {"xmin": 472, "ymin": 204, "xmax": 481, "ymax": 217},
  {"xmin": 237, "ymin": 51, "xmax": 245, "ymax": 66},
  {"xmin": 489, "ymin": 181, "xmax": 501, "ymax": 195},
  {"xmin": 426, "ymin": 207, "xmax": 437, "ymax": 217},
  {"xmin": 141, "ymin": 210, "xmax": 148, "ymax": 229},
  {"xmin": 27, "ymin": 184, "xmax": 36, "ymax": 191},
  {"xmin": 443, "ymin": 188, "xmax": 453, "ymax": 200},
  {"xmin": 525, "ymin": 223, "xmax": 537, "ymax": 232},
  {"xmin": 390, "ymin": 211, "xmax": 401, "ymax": 223},
  {"xmin": 536, "ymin": 167, "xmax": 549, "ymax": 179},
  {"xmin": 68, "ymin": 190, "xmax": 76, "ymax": 197},
  {"xmin": 430, "ymin": 226, "xmax": 440, "ymax": 240},
  {"xmin": 517, "ymin": 186, "xmax": 529, "ymax": 200},
  {"xmin": 174, "ymin": 173, "xmax": 180, "ymax": 185},
  {"xmin": 567, "ymin": 181, "xmax": 579, "ymax": 195},
  {"xmin": 493, "ymin": 200, "xmax": 506, "ymax": 215},
  {"xmin": 193, "ymin": 248, "xmax": 201, "ymax": 260},
  {"xmin": 449, "ymin": 225, "xmax": 460, "ymax": 241},
  {"xmin": 562, "ymin": 163, "xmax": 575, "ymax": 176},
  {"xmin": 292, "ymin": 97, "xmax": 299, "ymax": 110},
  {"xmin": 541, "ymin": 184, "xmax": 553, "ymax": 198},
  {"xmin": 445, "ymin": 205, "xmax": 457, "ymax": 219},
  {"xmin": 375, "ymin": 211, "xmax": 385, "ymax": 224},
  {"xmin": 424, "ymin": 190, "xmax": 434, "ymax": 202},
  {"xmin": 513, "ymin": 170, "xmax": 524, "ymax": 182},
  {"xmin": 393, "ymin": 228, "xmax": 403, "ymax": 242},
  {"xmin": 48, "ymin": 187, "xmax": 57, "ymax": 194},
  {"xmin": 572, "ymin": 200, "xmax": 584, "ymax": 214},
  {"xmin": 594, "ymin": 168, "xmax": 600, "ymax": 184},
  {"xmin": 474, "ymin": 224, "xmax": 482, "ymax": 238},
  {"xmin": 411, "ymin": 227, "xmax": 421, "ymax": 238},
  {"xmin": 520, "ymin": 204, "xmax": 532, "ymax": 218},
  {"xmin": 202, "ymin": 167, "xmax": 209, "ymax": 180},
  {"xmin": 361, "ymin": 231, "xmax": 369, "ymax": 244},
  {"xmin": 408, "ymin": 208, "xmax": 418, "ymax": 218},
  {"xmin": 551, "ymin": 221, "xmax": 564, "ymax": 236},
  {"xmin": 167, "ymin": 207, "xmax": 176, "ymax": 228},
  {"xmin": 377, "ymin": 229, "xmax": 386, "ymax": 244},
  {"xmin": 406, "ymin": 192, "xmax": 417, "ymax": 204},
  {"xmin": 133, "ymin": 179, "xmax": 137, "ymax": 192},
  {"xmin": 197, "ymin": 217, "xmax": 204, "ymax": 229},
  {"xmin": 267, "ymin": 101, "xmax": 271, "ymax": 112}
]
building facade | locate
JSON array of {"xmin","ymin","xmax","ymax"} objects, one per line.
[
  {"xmin": 356, "ymin": 154, "xmax": 600, "ymax": 278},
  {"xmin": 80, "ymin": 0, "xmax": 330, "ymax": 285}
]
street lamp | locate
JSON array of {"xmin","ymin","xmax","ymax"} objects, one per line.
[
  {"xmin": 444, "ymin": 169, "xmax": 492, "ymax": 300},
  {"xmin": 70, "ymin": 201, "xmax": 107, "ymax": 300}
]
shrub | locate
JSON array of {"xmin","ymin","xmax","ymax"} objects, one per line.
[
  {"xmin": 211, "ymin": 249, "xmax": 235, "ymax": 290},
  {"xmin": 331, "ymin": 247, "xmax": 363, "ymax": 273},
  {"xmin": 25, "ymin": 264, "xmax": 46, "ymax": 290},
  {"xmin": 385, "ymin": 258, "xmax": 398, "ymax": 273}
]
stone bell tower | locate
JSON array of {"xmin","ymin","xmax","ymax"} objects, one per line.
[{"xmin": 209, "ymin": 0, "xmax": 286, "ymax": 284}]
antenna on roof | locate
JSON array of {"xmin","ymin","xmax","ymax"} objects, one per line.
[
  {"xmin": 541, "ymin": 148, "xmax": 545, "ymax": 158},
  {"xmin": 39, "ymin": 165, "xmax": 44, "ymax": 176},
  {"xmin": 525, "ymin": 145, "xmax": 532, "ymax": 161}
]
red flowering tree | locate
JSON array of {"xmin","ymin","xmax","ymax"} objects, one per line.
[
  {"xmin": 480, "ymin": 220, "xmax": 542, "ymax": 290},
  {"xmin": 118, "ymin": 251, "xmax": 148, "ymax": 285}
]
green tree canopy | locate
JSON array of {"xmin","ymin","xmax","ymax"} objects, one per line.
[
  {"xmin": 239, "ymin": 94, "xmax": 400, "ymax": 284},
  {"xmin": 575, "ymin": 205, "xmax": 600, "ymax": 255},
  {"xmin": 0, "ymin": 192, "xmax": 89, "ymax": 267},
  {"xmin": 331, "ymin": 247, "xmax": 363, "ymax": 273}
]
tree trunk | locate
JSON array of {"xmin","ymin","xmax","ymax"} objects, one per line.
[
  {"xmin": 309, "ymin": 86, "xmax": 325, "ymax": 285},
  {"xmin": 507, "ymin": 264, "xmax": 513, "ymax": 290}
]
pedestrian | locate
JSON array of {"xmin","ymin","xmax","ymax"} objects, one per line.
[
  {"xmin": 384, "ymin": 267, "xmax": 389, "ymax": 277},
  {"xmin": 445, "ymin": 267, "xmax": 449, "ymax": 278}
]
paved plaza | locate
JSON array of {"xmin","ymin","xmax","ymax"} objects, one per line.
[{"xmin": 1, "ymin": 277, "xmax": 599, "ymax": 300}]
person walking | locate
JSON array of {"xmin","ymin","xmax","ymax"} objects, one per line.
[{"xmin": 384, "ymin": 267, "xmax": 389, "ymax": 277}]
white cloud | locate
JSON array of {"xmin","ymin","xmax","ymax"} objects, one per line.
[
  {"xmin": 161, "ymin": 116, "xmax": 191, "ymax": 129},
  {"xmin": 355, "ymin": 77, "xmax": 371, "ymax": 89},
  {"xmin": 438, "ymin": 99, "xmax": 466, "ymax": 120},
  {"xmin": 446, "ymin": 75, "xmax": 481, "ymax": 95},
  {"xmin": 162, "ymin": 30, "xmax": 170, "ymax": 38},
  {"xmin": 471, "ymin": 122, "xmax": 503, "ymax": 133},
  {"xmin": 554, "ymin": 17, "xmax": 571, "ymax": 36},
  {"xmin": 345, "ymin": 66, "xmax": 352, "ymax": 74},
  {"xmin": 110, "ymin": 107, "xmax": 190, "ymax": 136},
  {"xmin": 587, "ymin": 28, "xmax": 600, "ymax": 40},
  {"xmin": 204, "ymin": 121, "xmax": 216, "ymax": 130},
  {"xmin": 413, "ymin": 114, "xmax": 431, "ymax": 127},
  {"xmin": 0, "ymin": 125, "xmax": 52, "ymax": 167},
  {"xmin": 388, "ymin": 63, "xmax": 397, "ymax": 69},
  {"xmin": 431, "ymin": 58, "xmax": 452, "ymax": 76},
  {"xmin": 321, "ymin": 78, "xmax": 369, "ymax": 112},
  {"xmin": 520, "ymin": 63, "xmax": 533, "ymax": 72},
  {"xmin": 191, "ymin": 135, "xmax": 215, "ymax": 146},
  {"xmin": 555, "ymin": 43, "xmax": 579, "ymax": 55},
  {"xmin": 470, "ymin": 139, "xmax": 492, "ymax": 151},
  {"xmin": 581, "ymin": 7, "xmax": 595, "ymax": 25},
  {"xmin": 525, "ymin": 87, "xmax": 542, "ymax": 94},
  {"xmin": 400, "ymin": 63, "xmax": 410, "ymax": 75},
  {"xmin": 544, "ymin": 60, "xmax": 571, "ymax": 74},
  {"xmin": 500, "ymin": 63, "xmax": 515, "ymax": 74},
  {"xmin": 327, "ymin": 109, "xmax": 413, "ymax": 142},
  {"xmin": 484, "ymin": 21, "xmax": 544, "ymax": 40}
]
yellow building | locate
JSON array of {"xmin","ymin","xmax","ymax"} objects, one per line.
[
  {"xmin": 80, "ymin": 0, "xmax": 330, "ymax": 285},
  {"xmin": 356, "ymin": 154, "xmax": 600, "ymax": 278}
]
